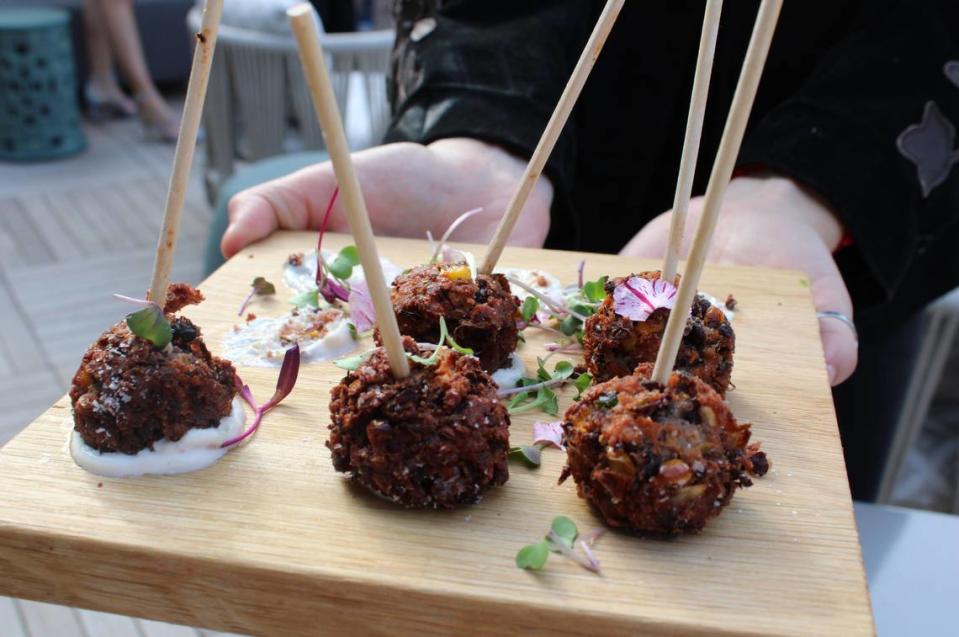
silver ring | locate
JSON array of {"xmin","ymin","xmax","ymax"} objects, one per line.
[{"xmin": 817, "ymin": 311, "xmax": 858, "ymax": 341}]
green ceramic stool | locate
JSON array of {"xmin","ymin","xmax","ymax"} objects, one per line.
[{"xmin": 0, "ymin": 7, "xmax": 85, "ymax": 161}]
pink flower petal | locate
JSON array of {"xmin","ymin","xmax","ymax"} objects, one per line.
[
  {"xmin": 348, "ymin": 280, "xmax": 376, "ymax": 333},
  {"xmin": 533, "ymin": 420, "xmax": 565, "ymax": 450},
  {"xmin": 612, "ymin": 276, "xmax": 679, "ymax": 322}
]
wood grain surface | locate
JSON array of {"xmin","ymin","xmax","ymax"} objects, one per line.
[{"xmin": 0, "ymin": 232, "xmax": 874, "ymax": 636}]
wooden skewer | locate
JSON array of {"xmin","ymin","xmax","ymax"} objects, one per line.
[
  {"xmin": 478, "ymin": 0, "xmax": 625, "ymax": 276},
  {"xmin": 661, "ymin": 0, "xmax": 724, "ymax": 283},
  {"xmin": 288, "ymin": 3, "xmax": 410, "ymax": 378},
  {"xmin": 148, "ymin": 0, "xmax": 224, "ymax": 304},
  {"xmin": 651, "ymin": 0, "xmax": 783, "ymax": 386}
]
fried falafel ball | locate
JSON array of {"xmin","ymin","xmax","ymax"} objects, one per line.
[
  {"xmin": 582, "ymin": 272, "xmax": 734, "ymax": 395},
  {"xmin": 328, "ymin": 337, "xmax": 510, "ymax": 508},
  {"xmin": 70, "ymin": 284, "xmax": 239, "ymax": 455},
  {"xmin": 560, "ymin": 363, "xmax": 768, "ymax": 535},
  {"xmin": 375, "ymin": 262, "xmax": 520, "ymax": 372}
]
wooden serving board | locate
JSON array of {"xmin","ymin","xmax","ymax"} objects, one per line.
[{"xmin": 0, "ymin": 232, "xmax": 873, "ymax": 636}]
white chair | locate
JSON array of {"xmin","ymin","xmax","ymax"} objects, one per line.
[
  {"xmin": 877, "ymin": 287, "xmax": 959, "ymax": 509},
  {"xmin": 186, "ymin": 7, "xmax": 394, "ymax": 202}
]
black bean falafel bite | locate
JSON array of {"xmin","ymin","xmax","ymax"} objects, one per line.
[
  {"xmin": 328, "ymin": 337, "xmax": 510, "ymax": 508},
  {"xmin": 560, "ymin": 363, "xmax": 767, "ymax": 535},
  {"xmin": 70, "ymin": 284, "xmax": 239, "ymax": 455},
  {"xmin": 582, "ymin": 272, "xmax": 734, "ymax": 395},
  {"xmin": 374, "ymin": 262, "xmax": 520, "ymax": 372}
]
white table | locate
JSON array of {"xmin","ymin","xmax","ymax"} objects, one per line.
[{"xmin": 855, "ymin": 502, "xmax": 959, "ymax": 635}]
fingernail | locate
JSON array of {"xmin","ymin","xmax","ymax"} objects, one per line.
[{"xmin": 826, "ymin": 364, "xmax": 836, "ymax": 385}]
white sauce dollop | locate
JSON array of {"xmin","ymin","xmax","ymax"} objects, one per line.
[
  {"xmin": 283, "ymin": 250, "xmax": 402, "ymax": 294},
  {"xmin": 69, "ymin": 397, "xmax": 246, "ymax": 478},
  {"xmin": 498, "ymin": 267, "xmax": 565, "ymax": 305},
  {"xmin": 491, "ymin": 353, "xmax": 527, "ymax": 389},
  {"xmin": 222, "ymin": 309, "xmax": 357, "ymax": 367}
]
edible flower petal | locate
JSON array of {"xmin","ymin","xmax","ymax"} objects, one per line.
[{"xmin": 612, "ymin": 276, "xmax": 678, "ymax": 322}]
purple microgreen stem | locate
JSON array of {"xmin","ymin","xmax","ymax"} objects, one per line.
[
  {"xmin": 237, "ymin": 277, "xmax": 276, "ymax": 316},
  {"xmin": 222, "ymin": 344, "xmax": 300, "ymax": 448},
  {"xmin": 576, "ymin": 260, "xmax": 585, "ymax": 290}
]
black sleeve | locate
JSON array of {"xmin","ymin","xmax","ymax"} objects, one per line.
[
  {"xmin": 384, "ymin": 0, "xmax": 593, "ymax": 195},
  {"xmin": 738, "ymin": 0, "xmax": 959, "ymax": 316}
]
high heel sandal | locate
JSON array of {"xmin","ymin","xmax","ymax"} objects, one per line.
[
  {"xmin": 84, "ymin": 83, "xmax": 138, "ymax": 121},
  {"xmin": 135, "ymin": 92, "xmax": 181, "ymax": 143}
]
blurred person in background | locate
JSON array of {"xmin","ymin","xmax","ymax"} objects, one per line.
[{"xmin": 82, "ymin": 0, "xmax": 181, "ymax": 141}]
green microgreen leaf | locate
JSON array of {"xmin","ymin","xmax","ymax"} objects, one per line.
[
  {"xmin": 509, "ymin": 386, "xmax": 558, "ymax": 416},
  {"xmin": 407, "ymin": 317, "xmax": 449, "ymax": 365},
  {"xmin": 333, "ymin": 352, "xmax": 369, "ymax": 371},
  {"xmin": 520, "ymin": 296, "xmax": 539, "ymax": 323},
  {"xmin": 583, "ymin": 276, "xmax": 608, "ymax": 303},
  {"xmin": 516, "ymin": 540, "xmax": 550, "ymax": 570},
  {"xmin": 290, "ymin": 289, "xmax": 320, "ymax": 308},
  {"xmin": 509, "ymin": 445, "xmax": 542, "ymax": 467},
  {"xmin": 252, "ymin": 276, "xmax": 276, "ymax": 295},
  {"xmin": 553, "ymin": 360, "xmax": 574, "ymax": 379},
  {"xmin": 574, "ymin": 372, "xmax": 593, "ymax": 399},
  {"xmin": 559, "ymin": 315, "xmax": 580, "ymax": 336},
  {"xmin": 328, "ymin": 245, "xmax": 360, "ymax": 280},
  {"xmin": 549, "ymin": 516, "xmax": 579, "ymax": 549},
  {"xmin": 535, "ymin": 357, "xmax": 551, "ymax": 382},
  {"xmin": 126, "ymin": 304, "xmax": 172, "ymax": 349},
  {"xmin": 569, "ymin": 302, "xmax": 594, "ymax": 318}
]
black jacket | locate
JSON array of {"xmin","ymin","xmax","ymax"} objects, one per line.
[{"xmin": 385, "ymin": 0, "xmax": 959, "ymax": 339}]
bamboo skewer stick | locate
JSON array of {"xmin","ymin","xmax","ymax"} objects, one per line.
[
  {"xmin": 287, "ymin": 3, "xmax": 410, "ymax": 378},
  {"xmin": 148, "ymin": 0, "xmax": 224, "ymax": 304},
  {"xmin": 478, "ymin": 0, "xmax": 625, "ymax": 276},
  {"xmin": 661, "ymin": 0, "xmax": 724, "ymax": 283},
  {"xmin": 651, "ymin": 0, "xmax": 783, "ymax": 385}
]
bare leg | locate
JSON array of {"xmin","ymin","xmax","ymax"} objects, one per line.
[
  {"xmin": 92, "ymin": 0, "xmax": 179, "ymax": 139},
  {"xmin": 82, "ymin": 0, "xmax": 136, "ymax": 116}
]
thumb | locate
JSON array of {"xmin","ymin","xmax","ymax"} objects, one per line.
[{"xmin": 220, "ymin": 163, "xmax": 339, "ymax": 258}]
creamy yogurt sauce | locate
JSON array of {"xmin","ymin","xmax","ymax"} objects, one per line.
[
  {"xmin": 223, "ymin": 308, "xmax": 357, "ymax": 367},
  {"xmin": 284, "ymin": 250, "xmax": 403, "ymax": 294},
  {"xmin": 491, "ymin": 352, "xmax": 527, "ymax": 389},
  {"xmin": 498, "ymin": 267, "xmax": 565, "ymax": 305},
  {"xmin": 68, "ymin": 397, "xmax": 246, "ymax": 478}
]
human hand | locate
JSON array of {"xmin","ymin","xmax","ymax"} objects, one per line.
[
  {"xmin": 621, "ymin": 175, "xmax": 857, "ymax": 386},
  {"xmin": 221, "ymin": 138, "xmax": 554, "ymax": 258}
]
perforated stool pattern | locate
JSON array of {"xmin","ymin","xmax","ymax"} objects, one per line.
[{"xmin": 0, "ymin": 8, "xmax": 85, "ymax": 161}]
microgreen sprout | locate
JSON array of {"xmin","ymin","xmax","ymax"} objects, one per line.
[
  {"xmin": 499, "ymin": 359, "xmax": 586, "ymax": 416},
  {"xmin": 508, "ymin": 445, "xmax": 542, "ymax": 467},
  {"xmin": 407, "ymin": 317, "xmax": 450, "ymax": 365},
  {"xmin": 520, "ymin": 296, "xmax": 539, "ymax": 323},
  {"xmin": 516, "ymin": 516, "xmax": 602, "ymax": 574},
  {"xmin": 238, "ymin": 276, "xmax": 276, "ymax": 316},
  {"xmin": 222, "ymin": 344, "xmax": 300, "ymax": 448},
  {"xmin": 114, "ymin": 294, "xmax": 171, "ymax": 349},
  {"xmin": 427, "ymin": 207, "xmax": 484, "ymax": 264}
]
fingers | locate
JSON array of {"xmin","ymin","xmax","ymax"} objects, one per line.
[
  {"xmin": 221, "ymin": 162, "xmax": 339, "ymax": 258},
  {"xmin": 818, "ymin": 314, "xmax": 858, "ymax": 386},
  {"xmin": 808, "ymin": 260, "xmax": 858, "ymax": 386}
]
